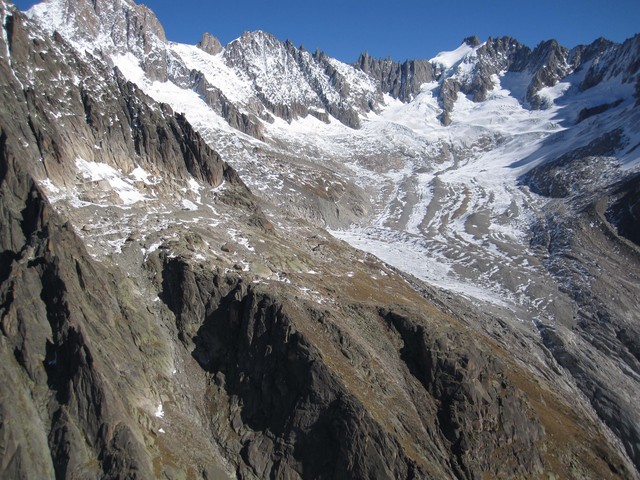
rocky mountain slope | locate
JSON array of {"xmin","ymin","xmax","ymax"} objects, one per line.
[{"xmin": 1, "ymin": 0, "xmax": 640, "ymax": 478}]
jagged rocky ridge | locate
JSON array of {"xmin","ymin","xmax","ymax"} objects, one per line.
[
  {"xmin": 28, "ymin": 0, "xmax": 169, "ymax": 81},
  {"xmin": 355, "ymin": 34, "xmax": 640, "ymax": 124},
  {"xmin": 1, "ymin": 0, "xmax": 640, "ymax": 478},
  {"xmin": 25, "ymin": 0, "xmax": 640, "ymax": 133},
  {"xmin": 28, "ymin": 0, "xmax": 385, "ymax": 132},
  {"xmin": 354, "ymin": 53, "xmax": 435, "ymax": 103}
]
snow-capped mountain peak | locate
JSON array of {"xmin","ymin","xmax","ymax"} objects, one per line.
[
  {"xmin": 430, "ymin": 37, "xmax": 483, "ymax": 70},
  {"xmin": 219, "ymin": 29, "xmax": 382, "ymax": 127},
  {"xmin": 27, "ymin": 0, "xmax": 168, "ymax": 80}
]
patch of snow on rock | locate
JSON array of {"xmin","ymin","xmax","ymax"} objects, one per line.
[{"xmin": 75, "ymin": 157, "xmax": 147, "ymax": 205}]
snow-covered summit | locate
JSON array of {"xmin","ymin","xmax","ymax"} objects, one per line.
[
  {"xmin": 27, "ymin": 0, "xmax": 386, "ymax": 129},
  {"xmin": 28, "ymin": 0, "xmax": 168, "ymax": 80},
  {"xmin": 430, "ymin": 38, "xmax": 482, "ymax": 71},
  {"xmin": 219, "ymin": 30, "xmax": 382, "ymax": 127},
  {"xmin": 26, "ymin": 0, "xmax": 640, "ymax": 136}
]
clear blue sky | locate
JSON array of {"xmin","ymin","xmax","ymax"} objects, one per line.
[{"xmin": 13, "ymin": 0, "xmax": 640, "ymax": 62}]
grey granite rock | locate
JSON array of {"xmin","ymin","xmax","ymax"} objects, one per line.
[
  {"xmin": 355, "ymin": 52, "xmax": 435, "ymax": 102},
  {"xmin": 28, "ymin": 0, "xmax": 169, "ymax": 81},
  {"xmin": 520, "ymin": 128, "xmax": 640, "ymax": 471},
  {"xmin": 197, "ymin": 32, "xmax": 223, "ymax": 56}
]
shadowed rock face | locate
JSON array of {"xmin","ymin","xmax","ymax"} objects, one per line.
[
  {"xmin": 470, "ymin": 37, "xmax": 530, "ymax": 96},
  {"xmin": 186, "ymin": 283, "xmax": 426, "ymax": 479},
  {"xmin": 1, "ymin": 161, "xmax": 633, "ymax": 478},
  {"xmin": 1, "ymin": 2, "xmax": 235, "ymax": 193},
  {"xmin": 191, "ymin": 70, "xmax": 265, "ymax": 141},
  {"xmin": 521, "ymin": 133, "xmax": 640, "ymax": 471},
  {"xmin": 527, "ymin": 200, "xmax": 640, "ymax": 471},
  {"xmin": 607, "ymin": 174, "xmax": 640, "ymax": 247},
  {"xmin": 0, "ymin": 125, "xmax": 156, "ymax": 478},
  {"xmin": 0, "ymin": 4, "xmax": 244, "ymax": 477},
  {"xmin": 158, "ymin": 258, "xmax": 549, "ymax": 479},
  {"xmin": 524, "ymin": 40, "xmax": 571, "ymax": 108},
  {"xmin": 581, "ymin": 34, "xmax": 640, "ymax": 92},
  {"xmin": 522, "ymin": 129, "xmax": 625, "ymax": 198}
]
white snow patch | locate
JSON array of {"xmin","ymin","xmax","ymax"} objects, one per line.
[
  {"xmin": 112, "ymin": 52, "xmax": 240, "ymax": 142},
  {"xmin": 142, "ymin": 241, "xmax": 162, "ymax": 258},
  {"xmin": 188, "ymin": 178, "xmax": 202, "ymax": 194},
  {"xmin": 181, "ymin": 199, "xmax": 199, "ymax": 211},
  {"xmin": 227, "ymin": 228, "xmax": 255, "ymax": 252},
  {"xmin": 107, "ymin": 237, "xmax": 127, "ymax": 254},
  {"xmin": 38, "ymin": 178, "xmax": 61, "ymax": 195},
  {"xmin": 130, "ymin": 166, "xmax": 155, "ymax": 184},
  {"xmin": 75, "ymin": 157, "xmax": 147, "ymax": 205},
  {"xmin": 536, "ymin": 81, "xmax": 571, "ymax": 108},
  {"xmin": 170, "ymin": 42, "xmax": 253, "ymax": 104},
  {"xmin": 430, "ymin": 42, "xmax": 480, "ymax": 70}
]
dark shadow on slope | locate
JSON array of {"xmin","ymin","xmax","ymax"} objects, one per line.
[
  {"xmin": 605, "ymin": 172, "xmax": 640, "ymax": 247},
  {"xmin": 158, "ymin": 255, "xmax": 420, "ymax": 478}
]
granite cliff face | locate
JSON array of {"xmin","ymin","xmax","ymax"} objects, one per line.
[
  {"xmin": 28, "ymin": 0, "xmax": 169, "ymax": 80},
  {"xmin": 355, "ymin": 52, "xmax": 435, "ymax": 102},
  {"xmin": 220, "ymin": 31, "xmax": 382, "ymax": 129},
  {"xmin": 2, "ymin": 0, "xmax": 640, "ymax": 478}
]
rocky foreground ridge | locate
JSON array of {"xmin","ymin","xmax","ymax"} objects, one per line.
[{"xmin": 1, "ymin": 0, "xmax": 640, "ymax": 478}]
